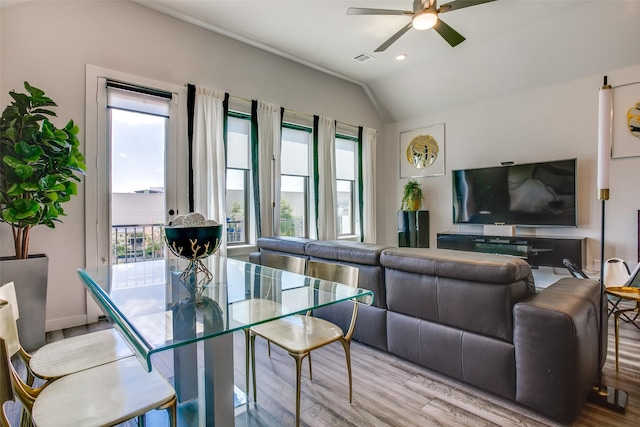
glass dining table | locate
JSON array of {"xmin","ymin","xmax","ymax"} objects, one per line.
[{"xmin": 77, "ymin": 255, "xmax": 373, "ymax": 426}]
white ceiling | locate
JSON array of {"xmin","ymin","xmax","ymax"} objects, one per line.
[
  {"xmin": 63, "ymin": 2, "xmax": 640, "ymax": 122},
  {"xmin": 134, "ymin": 0, "xmax": 545, "ymax": 83}
]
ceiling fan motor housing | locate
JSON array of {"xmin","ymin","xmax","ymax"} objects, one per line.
[{"xmin": 412, "ymin": 9, "xmax": 438, "ymax": 30}]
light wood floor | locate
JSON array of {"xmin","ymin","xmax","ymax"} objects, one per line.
[{"xmin": 5, "ymin": 315, "xmax": 640, "ymax": 426}]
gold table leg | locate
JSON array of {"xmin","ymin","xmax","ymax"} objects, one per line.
[{"xmin": 613, "ymin": 306, "xmax": 638, "ymax": 372}]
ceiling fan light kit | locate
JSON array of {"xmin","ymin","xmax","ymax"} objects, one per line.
[
  {"xmin": 347, "ymin": 0, "xmax": 497, "ymax": 52},
  {"xmin": 412, "ymin": 10, "xmax": 438, "ymax": 30}
]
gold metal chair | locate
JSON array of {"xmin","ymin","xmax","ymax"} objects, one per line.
[
  {"xmin": 243, "ymin": 253, "xmax": 307, "ymax": 400},
  {"xmin": 0, "ymin": 299, "xmax": 177, "ymax": 427},
  {"xmin": 0, "ymin": 282, "xmax": 133, "ymax": 386},
  {"xmin": 604, "ymin": 261, "xmax": 640, "ymax": 371},
  {"xmin": 260, "ymin": 253, "xmax": 307, "ymax": 355},
  {"xmin": 261, "ymin": 252, "xmax": 307, "ymax": 276},
  {"xmin": 250, "ymin": 260, "xmax": 359, "ymax": 427}
]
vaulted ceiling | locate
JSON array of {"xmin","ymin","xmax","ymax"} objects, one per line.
[{"xmin": 132, "ymin": 1, "xmax": 640, "ymax": 122}]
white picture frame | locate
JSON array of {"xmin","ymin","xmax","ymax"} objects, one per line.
[{"xmin": 612, "ymin": 81, "xmax": 640, "ymax": 159}]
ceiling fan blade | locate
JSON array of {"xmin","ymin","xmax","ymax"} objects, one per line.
[
  {"xmin": 433, "ymin": 19, "xmax": 465, "ymax": 47},
  {"xmin": 347, "ymin": 8, "xmax": 412, "ymax": 16},
  {"xmin": 438, "ymin": 0, "xmax": 497, "ymax": 14},
  {"xmin": 374, "ymin": 23, "xmax": 413, "ymax": 52}
]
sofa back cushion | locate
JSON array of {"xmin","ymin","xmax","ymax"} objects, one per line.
[
  {"xmin": 306, "ymin": 240, "xmax": 390, "ymax": 309},
  {"xmin": 381, "ymin": 248, "xmax": 535, "ymax": 342},
  {"xmin": 256, "ymin": 236, "xmax": 312, "ymax": 256}
]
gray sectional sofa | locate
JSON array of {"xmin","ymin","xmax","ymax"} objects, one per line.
[{"xmin": 249, "ymin": 237, "xmax": 603, "ymax": 424}]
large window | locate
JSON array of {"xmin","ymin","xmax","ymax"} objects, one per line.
[
  {"xmin": 226, "ymin": 114, "xmax": 251, "ymax": 245},
  {"xmin": 222, "ymin": 107, "xmax": 360, "ymax": 242},
  {"xmin": 336, "ymin": 135, "xmax": 358, "ymax": 236},
  {"xmin": 108, "ymin": 85, "xmax": 170, "ymax": 264},
  {"xmin": 281, "ymin": 126, "xmax": 311, "ymax": 237}
]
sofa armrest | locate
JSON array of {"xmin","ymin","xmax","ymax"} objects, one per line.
[
  {"xmin": 513, "ymin": 277, "xmax": 602, "ymax": 423},
  {"xmin": 248, "ymin": 251, "xmax": 261, "ymax": 265}
]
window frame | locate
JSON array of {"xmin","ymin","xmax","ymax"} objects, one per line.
[
  {"xmin": 225, "ymin": 111, "xmax": 252, "ymax": 246},
  {"xmin": 335, "ymin": 132, "xmax": 359, "ymax": 238},
  {"xmin": 280, "ymin": 122, "xmax": 313, "ymax": 238},
  {"xmin": 85, "ymin": 65, "xmax": 187, "ymax": 322}
]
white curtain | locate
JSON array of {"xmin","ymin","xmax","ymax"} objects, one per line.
[
  {"xmin": 193, "ymin": 86, "xmax": 227, "ymax": 256},
  {"xmin": 362, "ymin": 127, "xmax": 377, "ymax": 243},
  {"xmin": 316, "ymin": 116, "xmax": 337, "ymax": 240},
  {"xmin": 256, "ymin": 100, "xmax": 282, "ymax": 237}
]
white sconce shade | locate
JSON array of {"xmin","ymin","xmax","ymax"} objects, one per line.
[
  {"xmin": 597, "ymin": 84, "xmax": 612, "ymax": 200},
  {"xmin": 412, "ymin": 10, "xmax": 438, "ymax": 30}
]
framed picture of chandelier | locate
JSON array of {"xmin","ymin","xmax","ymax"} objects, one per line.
[
  {"xmin": 400, "ymin": 123, "xmax": 445, "ymax": 178},
  {"xmin": 611, "ymin": 81, "xmax": 640, "ymax": 159}
]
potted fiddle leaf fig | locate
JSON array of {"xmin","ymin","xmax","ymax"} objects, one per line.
[
  {"xmin": 401, "ymin": 179, "xmax": 423, "ymax": 211},
  {"xmin": 0, "ymin": 82, "xmax": 85, "ymax": 349}
]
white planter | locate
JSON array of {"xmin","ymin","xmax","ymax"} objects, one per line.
[{"xmin": 0, "ymin": 254, "xmax": 48, "ymax": 350}]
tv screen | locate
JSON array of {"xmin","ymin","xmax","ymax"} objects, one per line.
[{"xmin": 452, "ymin": 158, "xmax": 577, "ymax": 227}]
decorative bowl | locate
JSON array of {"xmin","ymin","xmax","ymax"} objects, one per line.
[
  {"xmin": 164, "ymin": 224, "xmax": 223, "ymax": 283},
  {"xmin": 164, "ymin": 225, "xmax": 223, "ymax": 260}
]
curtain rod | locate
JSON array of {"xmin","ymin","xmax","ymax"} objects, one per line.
[{"xmin": 185, "ymin": 83, "xmax": 362, "ymax": 130}]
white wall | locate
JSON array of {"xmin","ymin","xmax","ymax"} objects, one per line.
[
  {"xmin": 382, "ymin": 63, "xmax": 640, "ymax": 284},
  {"xmin": 0, "ymin": 1, "xmax": 384, "ymax": 330}
]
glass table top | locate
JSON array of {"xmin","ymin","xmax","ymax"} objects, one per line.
[{"xmin": 77, "ymin": 255, "xmax": 374, "ymax": 369}]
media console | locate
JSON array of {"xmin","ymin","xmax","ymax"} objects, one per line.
[{"xmin": 436, "ymin": 232, "xmax": 586, "ymax": 269}]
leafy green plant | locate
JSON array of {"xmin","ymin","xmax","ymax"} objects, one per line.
[
  {"xmin": 280, "ymin": 198, "xmax": 302, "ymax": 236},
  {"xmin": 401, "ymin": 179, "xmax": 423, "ymax": 211},
  {"xmin": 0, "ymin": 82, "xmax": 86, "ymax": 259},
  {"xmin": 231, "ymin": 201, "xmax": 244, "ymax": 222}
]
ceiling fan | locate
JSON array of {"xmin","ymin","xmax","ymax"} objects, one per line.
[{"xmin": 347, "ymin": 0, "xmax": 497, "ymax": 52}]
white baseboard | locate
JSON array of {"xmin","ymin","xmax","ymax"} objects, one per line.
[{"xmin": 45, "ymin": 314, "xmax": 89, "ymax": 332}]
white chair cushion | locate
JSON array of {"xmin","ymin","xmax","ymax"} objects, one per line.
[
  {"xmin": 30, "ymin": 329, "xmax": 133, "ymax": 378},
  {"xmin": 251, "ymin": 315, "xmax": 343, "ymax": 354},
  {"xmin": 32, "ymin": 357, "xmax": 175, "ymax": 427}
]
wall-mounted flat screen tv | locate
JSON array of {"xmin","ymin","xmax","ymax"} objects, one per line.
[{"xmin": 452, "ymin": 158, "xmax": 577, "ymax": 227}]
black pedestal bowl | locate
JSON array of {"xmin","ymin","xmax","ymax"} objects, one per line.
[{"xmin": 164, "ymin": 224, "xmax": 223, "ymax": 283}]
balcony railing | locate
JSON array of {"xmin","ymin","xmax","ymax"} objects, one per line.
[
  {"xmin": 112, "ymin": 224, "xmax": 165, "ymax": 264},
  {"xmin": 113, "ymin": 223, "xmax": 240, "ymax": 263},
  {"xmin": 226, "ymin": 219, "xmax": 244, "ymax": 244}
]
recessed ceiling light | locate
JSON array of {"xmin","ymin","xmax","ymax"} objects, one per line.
[{"xmin": 395, "ymin": 53, "xmax": 407, "ymax": 61}]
